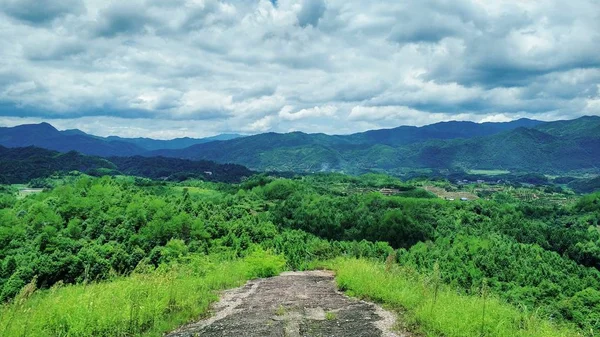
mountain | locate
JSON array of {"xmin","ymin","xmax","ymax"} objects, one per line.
[
  {"xmin": 2, "ymin": 116, "xmax": 598, "ymax": 174},
  {"xmin": 344, "ymin": 118, "xmax": 543, "ymax": 145},
  {"xmin": 152, "ymin": 116, "xmax": 600, "ymax": 174},
  {"xmin": 533, "ymin": 116, "xmax": 600, "ymax": 138},
  {"xmin": 0, "ymin": 123, "xmax": 145, "ymax": 156},
  {"xmin": 0, "ymin": 123, "xmax": 244, "ymax": 155},
  {"xmin": 0, "ymin": 146, "xmax": 253, "ymax": 184},
  {"xmin": 105, "ymin": 133, "xmax": 243, "ymax": 151},
  {"xmin": 405, "ymin": 126, "xmax": 599, "ymax": 172}
]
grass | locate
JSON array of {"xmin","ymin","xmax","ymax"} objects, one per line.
[
  {"xmin": 325, "ymin": 311, "xmax": 336, "ymax": 321},
  {"xmin": 0, "ymin": 250, "xmax": 285, "ymax": 337},
  {"xmin": 275, "ymin": 305, "xmax": 286, "ymax": 316},
  {"xmin": 324, "ymin": 258, "xmax": 582, "ymax": 337}
]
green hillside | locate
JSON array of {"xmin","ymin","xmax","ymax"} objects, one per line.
[{"xmin": 0, "ymin": 146, "xmax": 252, "ymax": 184}]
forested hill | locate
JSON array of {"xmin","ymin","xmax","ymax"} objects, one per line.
[
  {"xmin": 0, "ymin": 146, "xmax": 115, "ymax": 184},
  {"xmin": 0, "ymin": 146, "xmax": 252, "ymax": 184},
  {"xmin": 344, "ymin": 117, "xmax": 543, "ymax": 145},
  {"xmin": 108, "ymin": 156, "xmax": 253, "ymax": 183},
  {"xmin": 153, "ymin": 116, "xmax": 600, "ymax": 174}
]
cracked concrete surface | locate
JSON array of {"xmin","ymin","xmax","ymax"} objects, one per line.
[{"xmin": 167, "ymin": 270, "xmax": 404, "ymax": 337}]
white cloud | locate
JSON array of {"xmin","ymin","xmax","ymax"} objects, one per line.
[
  {"xmin": 279, "ymin": 105, "xmax": 337, "ymax": 120},
  {"xmin": 242, "ymin": 115, "xmax": 276, "ymax": 133},
  {"xmin": 0, "ymin": 0, "xmax": 598, "ymax": 137}
]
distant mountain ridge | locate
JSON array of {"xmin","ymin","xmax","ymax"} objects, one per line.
[
  {"xmin": 0, "ymin": 123, "xmax": 243, "ymax": 155},
  {"xmin": 343, "ymin": 118, "xmax": 543, "ymax": 145},
  {"xmin": 105, "ymin": 133, "xmax": 243, "ymax": 151},
  {"xmin": 2, "ymin": 116, "xmax": 599, "ymax": 174},
  {"xmin": 0, "ymin": 123, "xmax": 145, "ymax": 156},
  {"xmin": 150, "ymin": 116, "xmax": 600, "ymax": 174}
]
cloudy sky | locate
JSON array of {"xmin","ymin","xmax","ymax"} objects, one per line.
[{"xmin": 0, "ymin": 0, "xmax": 599, "ymax": 139}]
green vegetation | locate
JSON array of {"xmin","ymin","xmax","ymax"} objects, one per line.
[
  {"xmin": 1, "ymin": 172, "xmax": 599, "ymax": 336},
  {"xmin": 150, "ymin": 116, "xmax": 600, "ymax": 176},
  {"xmin": 5, "ymin": 117, "xmax": 600, "ymax": 177},
  {"xmin": 328, "ymin": 258, "xmax": 579, "ymax": 337},
  {"xmin": 0, "ymin": 146, "xmax": 252, "ymax": 184},
  {"xmin": 0, "ymin": 251, "xmax": 284, "ymax": 337}
]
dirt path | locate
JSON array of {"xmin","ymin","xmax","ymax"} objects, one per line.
[{"xmin": 167, "ymin": 270, "xmax": 404, "ymax": 337}]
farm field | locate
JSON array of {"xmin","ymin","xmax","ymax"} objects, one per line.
[
  {"xmin": 468, "ymin": 169, "xmax": 511, "ymax": 175},
  {"xmin": 422, "ymin": 185, "xmax": 478, "ymax": 200}
]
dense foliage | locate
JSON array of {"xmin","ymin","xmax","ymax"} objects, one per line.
[
  {"xmin": 1, "ymin": 173, "xmax": 599, "ymax": 334},
  {"xmin": 0, "ymin": 176, "xmax": 390, "ymax": 302},
  {"xmin": 268, "ymin": 177, "xmax": 600, "ymax": 332},
  {"xmin": 0, "ymin": 146, "xmax": 115, "ymax": 184}
]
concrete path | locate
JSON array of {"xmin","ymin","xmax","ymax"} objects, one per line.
[{"xmin": 166, "ymin": 270, "xmax": 404, "ymax": 337}]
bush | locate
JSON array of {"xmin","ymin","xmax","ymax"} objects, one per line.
[{"xmin": 244, "ymin": 248, "xmax": 286, "ymax": 278}]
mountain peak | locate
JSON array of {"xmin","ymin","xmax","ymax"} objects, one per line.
[
  {"xmin": 15, "ymin": 122, "xmax": 59, "ymax": 134},
  {"xmin": 61, "ymin": 129, "xmax": 89, "ymax": 136}
]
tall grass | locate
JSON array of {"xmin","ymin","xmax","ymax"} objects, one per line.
[
  {"xmin": 326, "ymin": 258, "xmax": 583, "ymax": 337},
  {"xmin": 0, "ymin": 250, "xmax": 285, "ymax": 337}
]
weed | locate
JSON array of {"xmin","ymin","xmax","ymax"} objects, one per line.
[{"xmin": 275, "ymin": 305, "xmax": 286, "ymax": 316}]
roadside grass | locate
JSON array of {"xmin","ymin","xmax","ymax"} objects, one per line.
[
  {"xmin": 0, "ymin": 250, "xmax": 285, "ymax": 337},
  {"xmin": 324, "ymin": 258, "xmax": 582, "ymax": 337}
]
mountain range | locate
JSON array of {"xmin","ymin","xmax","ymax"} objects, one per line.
[
  {"xmin": 0, "ymin": 123, "xmax": 243, "ymax": 156},
  {"xmin": 1, "ymin": 116, "xmax": 599, "ymax": 174}
]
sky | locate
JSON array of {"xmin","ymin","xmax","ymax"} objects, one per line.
[{"xmin": 0, "ymin": 0, "xmax": 599, "ymax": 139}]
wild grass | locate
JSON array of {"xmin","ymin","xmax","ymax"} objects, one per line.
[
  {"xmin": 0, "ymin": 250, "xmax": 285, "ymax": 337},
  {"xmin": 325, "ymin": 258, "xmax": 582, "ymax": 337}
]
